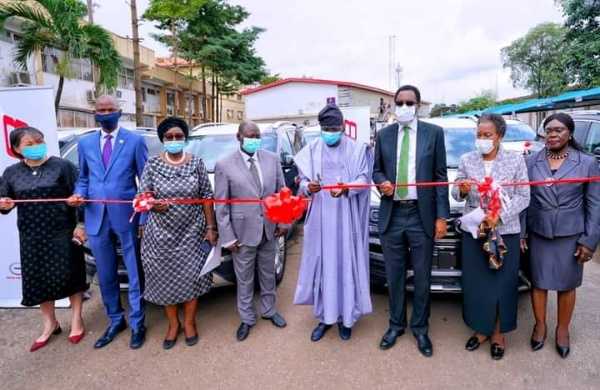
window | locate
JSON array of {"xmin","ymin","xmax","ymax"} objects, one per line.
[
  {"xmin": 226, "ymin": 109, "xmax": 234, "ymax": 119},
  {"xmin": 41, "ymin": 48, "xmax": 93, "ymax": 82},
  {"xmin": 237, "ymin": 111, "xmax": 243, "ymax": 120},
  {"xmin": 574, "ymin": 121, "xmax": 590, "ymax": 145},
  {"xmin": 119, "ymin": 68, "xmax": 134, "ymax": 89},
  {"xmin": 57, "ymin": 109, "xmax": 95, "ymax": 128},
  {"xmin": 166, "ymin": 92, "xmax": 175, "ymax": 115},
  {"xmin": 585, "ymin": 122, "xmax": 600, "ymax": 154}
]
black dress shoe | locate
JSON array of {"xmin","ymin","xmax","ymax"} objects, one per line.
[
  {"xmin": 556, "ymin": 342, "xmax": 570, "ymax": 358},
  {"xmin": 310, "ymin": 323, "xmax": 332, "ymax": 342},
  {"xmin": 379, "ymin": 328, "xmax": 405, "ymax": 350},
  {"xmin": 262, "ymin": 313, "xmax": 287, "ymax": 328},
  {"xmin": 94, "ymin": 319, "xmax": 127, "ymax": 349},
  {"xmin": 236, "ymin": 323, "xmax": 253, "ymax": 342},
  {"xmin": 491, "ymin": 343, "xmax": 505, "ymax": 360},
  {"xmin": 337, "ymin": 323, "xmax": 352, "ymax": 341},
  {"xmin": 465, "ymin": 336, "xmax": 484, "ymax": 351},
  {"xmin": 415, "ymin": 334, "xmax": 433, "ymax": 357},
  {"xmin": 530, "ymin": 325, "xmax": 547, "ymax": 352},
  {"xmin": 130, "ymin": 326, "xmax": 146, "ymax": 350},
  {"xmin": 163, "ymin": 325, "xmax": 180, "ymax": 350}
]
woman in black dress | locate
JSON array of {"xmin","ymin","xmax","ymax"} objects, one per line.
[{"xmin": 0, "ymin": 127, "xmax": 88, "ymax": 352}]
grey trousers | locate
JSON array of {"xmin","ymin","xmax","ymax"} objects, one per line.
[{"xmin": 232, "ymin": 235, "xmax": 278, "ymax": 325}]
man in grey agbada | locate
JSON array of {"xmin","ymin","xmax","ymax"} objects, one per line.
[
  {"xmin": 214, "ymin": 121, "xmax": 289, "ymax": 341},
  {"xmin": 294, "ymin": 103, "xmax": 373, "ymax": 342}
]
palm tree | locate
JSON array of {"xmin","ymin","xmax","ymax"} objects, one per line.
[{"xmin": 0, "ymin": 0, "xmax": 121, "ymax": 111}]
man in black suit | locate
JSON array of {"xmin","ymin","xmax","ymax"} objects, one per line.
[{"xmin": 373, "ymin": 85, "xmax": 450, "ymax": 357}]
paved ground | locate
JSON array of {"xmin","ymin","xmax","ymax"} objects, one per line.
[{"xmin": 1, "ymin": 231, "xmax": 600, "ymax": 390}]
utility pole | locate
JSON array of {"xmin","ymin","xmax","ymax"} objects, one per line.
[
  {"xmin": 87, "ymin": 0, "xmax": 94, "ymax": 23},
  {"xmin": 130, "ymin": 0, "xmax": 144, "ymax": 126}
]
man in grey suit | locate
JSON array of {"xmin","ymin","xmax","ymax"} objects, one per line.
[
  {"xmin": 215, "ymin": 121, "xmax": 289, "ymax": 341},
  {"xmin": 373, "ymin": 85, "xmax": 450, "ymax": 357}
]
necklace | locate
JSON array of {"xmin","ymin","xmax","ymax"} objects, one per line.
[
  {"xmin": 165, "ymin": 152, "xmax": 185, "ymax": 165},
  {"xmin": 546, "ymin": 150, "xmax": 569, "ymax": 160}
]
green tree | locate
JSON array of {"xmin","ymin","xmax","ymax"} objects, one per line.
[
  {"xmin": 501, "ymin": 22, "xmax": 569, "ymax": 98},
  {"xmin": 557, "ymin": 0, "xmax": 600, "ymax": 87},
  {"xmin": 0, "ymin": 0, "xmax": 121, "ymax": 111},
  {"xmin": 260, "ymin": 73, "xmax": 281, "ymax": 85},
  {"xmin": 144, "ymin": 0, "xmax": 207, "ymax": 115},
  {"xmin": 457, "ymin": 90, "xmax": 497, "ymax": 113}
]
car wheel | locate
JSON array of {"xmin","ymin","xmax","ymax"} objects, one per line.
[{"xmin": 275, "ymin": 235, "xmax": 287, "ymax": 285}]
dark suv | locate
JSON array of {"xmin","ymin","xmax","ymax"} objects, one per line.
[
  {"xmin": 571, "ymin": 111, "xmax": 600, "ymax": 162},
  {"xmin": 369, "ymin": 118, "xmax": 540, "ymax": 293}
]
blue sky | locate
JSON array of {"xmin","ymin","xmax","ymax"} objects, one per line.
[{"xmin": 96, "ymin": 0, "xmax": 565, "ymax": 104}]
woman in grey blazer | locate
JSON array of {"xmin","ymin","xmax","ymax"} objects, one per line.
[
  {"xmin": 452, "ymin": 114, "xmax": 530, "ymax": 360},
  {"xmin": 522, "ymin": 113, "xmax": 600, "ymax": 358}
]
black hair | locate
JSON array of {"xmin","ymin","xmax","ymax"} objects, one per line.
[
  {"xmin": 394, "ymin": 85, "xmax": 421, "ymax": 104},
  {"xmin": 9, "ymin": 127, "xmax": 44, "ymax": 159},
  {"xmin": 478, "ymin": 113, "xmax": 507, "ymax": 138},
  {"xmin": 542, "ymin": 113, "xmax": 584, "ymax": 151},
  {"xmin": 157, "ymin": 116, "xmax": 189, "ymax": 142},
  {"xmin": 238, "ymin": 120, "xmax": 260, "ymax": 135}
]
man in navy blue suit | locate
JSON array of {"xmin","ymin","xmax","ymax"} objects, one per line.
[{"xmin": 68, "ymin": 95, "xmax": 148, "ymax": 349}]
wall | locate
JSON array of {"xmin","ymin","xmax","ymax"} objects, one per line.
[
  {"xmin": 245, "ymin": 82, "xmax": 337, "ymax": 120},
  {"xmin": 347, "ymin": 88, "xmax": 394, "ymax": 118}
]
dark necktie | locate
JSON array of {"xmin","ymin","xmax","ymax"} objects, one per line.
[
  {"xmin": 248, "ymin": 157, "xmax": 262, "ymax": 195},
  {"xmin": 102, "ymin": 134, "xmax": 113, "ymax": 168}
]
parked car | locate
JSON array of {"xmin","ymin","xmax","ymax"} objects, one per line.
[
  {"xmin": 61, "ymin": 125, "xmax": 294, "ymax": 289},
  {"xmin": 369, "ymin": 117, "xmax": 541, "ymax": 293}
]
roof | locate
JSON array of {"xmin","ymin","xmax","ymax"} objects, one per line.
[{"xmin": 241, "ymin": 77, "xmax": 395, "ymax": 97}]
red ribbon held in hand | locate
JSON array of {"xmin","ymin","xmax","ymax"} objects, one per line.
[
  {"xmin": 477, "ymin": 177, "xmax": 501, "ymax": 219},
  {"xmin": 263, "ymin": 187, "xmax": 307, "ymax": 224}
]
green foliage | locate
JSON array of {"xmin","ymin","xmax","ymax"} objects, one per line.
[
  {"xmin": 556, "ymin": 0, "xmax": 600, "ymax": 87},
  {"xmin": 501, "ymin": 22, "xmax": 569, "ymax": 97},
  {"xmin": 0, "ymin": 0, "xmax": 121, "ymax": 107},
  {"xmin": 456, "ymin": 90, "xmax": 497, "ymax": 113},
  {"xmin": 260, "ymin": 74, "xmax": 281, "ymax": 85}
]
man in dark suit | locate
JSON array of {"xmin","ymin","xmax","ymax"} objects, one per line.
[{"xmin": 373, "ymin": 85, "xmax": 449, "ymax": 357}]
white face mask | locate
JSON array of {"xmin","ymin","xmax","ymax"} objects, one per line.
[
  {"xmin": 475, "ymin": 138, "xmax": 495, "ymax": 155},
  {"xmin": 395, "ymin": 104, "xmax": 417, "ymax": 124}
]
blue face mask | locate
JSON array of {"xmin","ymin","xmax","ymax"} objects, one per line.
[
  {"xmin": 164, "ymin": 140, "xmax": 186, "ymax": 154},
  {"xmin": 95, "ymin": 111, "xmax": 121, "ymax": 131},
  {"xmin": 321, "ymin": 131, "xmax": 343, "ymax": 146},
  {"xmin": 242, "ymin": 137, "xmax": 262, "ymax": 154},
  {"xmin": 21, "ymin": 143, "xmax": 47, "ymax": 160}
]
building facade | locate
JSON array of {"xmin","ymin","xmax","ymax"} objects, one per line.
[
  {"xmin": 0, "ymin": 20, "xmax": 245, "ymax": 129},
  {"xmin": 242, "ymin": 77, "xmax": 431, "ymax": 125}
]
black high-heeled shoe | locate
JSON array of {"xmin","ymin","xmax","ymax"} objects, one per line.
[
  {"xmin": 163, "ymin": 324, "xmax": 181, "ymax": 350},
  {"xmin": 465, "ymin": 334, "xmax": 488, "ymax": 351},
  {"xmin": 555, "ymin": 329, "xmax": 570, "ymax": 359},
  {"xmin": 530, "ymin": 324, "xmax": 547, "ymax": 351}
]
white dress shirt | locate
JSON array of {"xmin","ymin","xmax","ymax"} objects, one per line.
[
  {"xmin": 100, "ymin": 127, "xmax": 119, "ymax": 150},
  {"xmin": 239, "ymin": 149, "xmax": 263, "ymax": 188},
  {"xmin": 394, "ymin": 118, "xmax": 418, "ymax": 200}
]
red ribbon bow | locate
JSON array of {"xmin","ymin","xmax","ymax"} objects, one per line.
[
  {"xmin": 477, "ymin": 177, "xmax": 501, "ymax": 219},
  {"xmin": 133, "ymin": 192, "xmax": 155, "ymax": 213},
  {"xmin": 263, "ymin": 187, "xmax": 307, "ymax": 224}
]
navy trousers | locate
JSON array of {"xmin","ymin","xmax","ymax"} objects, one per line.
[
  {"xmin": 88, "ymin": 214, "xmax": 145, "ymax": 331},
  {"xmin": 380, "ymin": 203, "xmax": 433, "ymax": 336}
]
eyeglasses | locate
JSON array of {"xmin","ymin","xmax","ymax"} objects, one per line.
[
  {"xmin": 544, "ymin": 127, "xmax": 568, "ymax": 136},
  {"xmin": 164, "ymin": 134, "xmax": 186, "ymax": 141},
  {"xmin": 396, "ymin": 101, "xmax": 417, "ymax": 107}
]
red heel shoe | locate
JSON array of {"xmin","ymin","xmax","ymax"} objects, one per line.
[
  {"xmin": 30, "ymin": 323, "xmax": 61, "ymax": 352},
  {"xmin": 68, "ymin": 329, "xmax": 86, "ymax": 344}
]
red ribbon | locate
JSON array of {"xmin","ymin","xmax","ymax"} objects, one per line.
[{"xmin": 8, "ymin": 176, "xmax": 600, "ymax": 225}]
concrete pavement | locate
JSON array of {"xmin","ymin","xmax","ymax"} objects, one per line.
[{"xmin": 1, "ymin": 232, "xmax": 599, "ymax": 390}]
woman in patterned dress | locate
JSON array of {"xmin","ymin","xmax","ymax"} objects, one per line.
[
  {"xmin": 138, "ymin": 117, "xmax": 218, "ymax": 349},
  {"xmin": 0, "ymin": 127, "xmax": 88, "ymax": 352}
]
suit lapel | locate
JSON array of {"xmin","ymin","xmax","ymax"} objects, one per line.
[
  {"xmin": 534, "ymin": 148, "xmax": 559, "ymax": 201},
  {"xmin": 93, "ymin": 131, "xmax": 106, "ymax": 175},
  {"xmin": 235, "ymin": 151, "xmax": 260, "ymax": 197},
  {"xmin": 104, "ymin": 128, "xmax": 127, "ymax": 178},
  {"xmin": 415, "ymin": 121, "xmax": 428, "ymax": 177},
  {"xmin": 389, "ymin": 123, "xmax": 399, "ymax": 181},
  {"xmin": 554, "ymin": 148, "xmax": 579, "ymax": 180},
  {"xmin": 256, "ymin": 150, "xmax": 267, "ymax": 196}
]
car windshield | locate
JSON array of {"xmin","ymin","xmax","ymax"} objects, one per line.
[
  {"xmin": 444, "ymin": 127, "xmax": 476, "ymax": 168},
  {"xmin": 186, "ymin": 132, "xmax": 278, "ymax": 172},
  {"xmin": 504, "ymin": 123, "xmax": 536, "ymax": 142}
]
